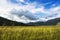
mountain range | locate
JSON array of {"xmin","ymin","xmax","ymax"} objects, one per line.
[{"xmin": 0, "ymin": 17, "xmax": 60, "ymax": 26}]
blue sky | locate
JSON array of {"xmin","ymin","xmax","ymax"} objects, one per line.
[
  {"xmin": 9, "ymin": 0, "xmax": 60, "ymax": 10},
  {"xmin": 10, "ymin": 0, "xmax": 60, "ymax": 8},
  {"xmin": 0, "ymin": 0, "xmax": 60, "ymax": 23}
]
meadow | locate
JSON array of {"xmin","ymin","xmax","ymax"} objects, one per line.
[{"xmin": 0, "ymin": 25, "xmax": 60, "ymax": 40}]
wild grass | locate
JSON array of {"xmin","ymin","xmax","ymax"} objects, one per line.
[{"xmin": 0, "ymin": 26, "xmax": 60, "ymax": 40}]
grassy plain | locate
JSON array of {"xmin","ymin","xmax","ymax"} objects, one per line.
[{"xmin": 0, "ymin": 26, "xmax": 60, "ymax": 40}]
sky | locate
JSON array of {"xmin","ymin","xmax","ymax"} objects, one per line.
[{"xmin": 0, "ymin": 0, "xmax": 60, "ymax": 23}]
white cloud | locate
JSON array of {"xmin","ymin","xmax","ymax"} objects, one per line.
[
  {"xmin": 0, "ymin": 0, "xmax": 60, "ymax": 23},
  {"xmin": 17, "ymin": 0, "xmax": 25, "ymax": 2}
]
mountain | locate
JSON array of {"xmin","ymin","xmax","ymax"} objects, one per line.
[
  {"xmin": 0, "ymin": 17, "xmax": 60, "ymax": 26},
  {"xmin": 26, "ymin": 18, "xmax": 60, "ymax": 26},
  {"xmin": 0, "ymin": 17, "xmax": 28, "ymax": 26}
]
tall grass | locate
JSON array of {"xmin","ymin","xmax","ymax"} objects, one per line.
[{"xmin": 0, "ymin": 26, "xmax": 60, "ymax": 40}]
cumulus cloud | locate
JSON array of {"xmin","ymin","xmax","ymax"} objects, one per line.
[{"xmin": 0, "ymin": 0, "xmax": 60, "ymax": 23}]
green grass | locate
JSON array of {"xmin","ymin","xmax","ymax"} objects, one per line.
[{"xmin": 0, "ymin": 26, "xmax": 60, "ymax": 40}]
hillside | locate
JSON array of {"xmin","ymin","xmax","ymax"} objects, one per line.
[
  {"xmin": 0, "ymin": 17, "xmax": 28, "ymax": 26},
  {"xmin": 27, "ymin": 18, "xmax": 60, "ymax": 26},
  {"xmin": 0, "ymin": 17, "xmax": 60, "ymax": 26}
]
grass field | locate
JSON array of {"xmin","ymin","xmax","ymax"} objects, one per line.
[{"xmin": 0, "ymin": 26, "xmax": 60, "ymax": 40}]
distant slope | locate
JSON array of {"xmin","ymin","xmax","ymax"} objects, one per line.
[
  {"xmin": 0, "ymin": 17, "xmax": 60, "ymax": 26},
  {"xmin": 27, "ymin": 18, "xmax": 60, "ymax": 26},
  {"xmin": 0, "ymin": 17, "xmax": 28, "ymax": 26}
]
